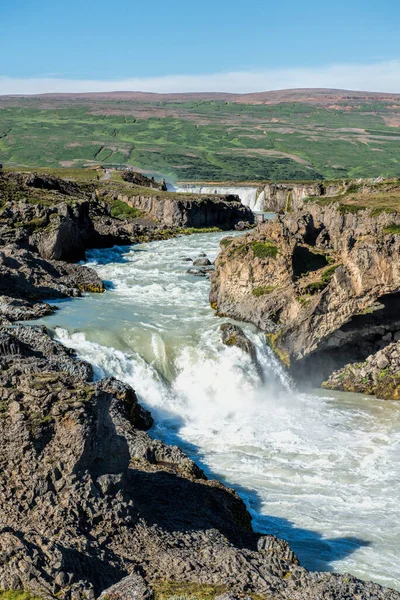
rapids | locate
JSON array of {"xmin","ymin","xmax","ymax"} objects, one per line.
[{"xmin": 36, "ymin": 231, "xmax": 400, "ymax": 591}]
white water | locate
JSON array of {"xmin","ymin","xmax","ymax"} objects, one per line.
[
  {"xmin": 37, "ymin": 232, "xmax": 400, "ymax": 591},
  {"xmin": 173, "ymin": 184, "xmax": 265, "ymax": 212}
]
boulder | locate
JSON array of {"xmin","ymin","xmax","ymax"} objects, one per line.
[
  {"xmin": 193, "ymin": 257, "xmax": 212, "ymax": 266},
  {"xmin": 98, "ymin": 573, "xmax": 153, "ymax": 600}
]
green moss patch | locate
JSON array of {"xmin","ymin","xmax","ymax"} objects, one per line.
[
  {"xmin": 265, "ymin": 332, "xmax": 290, "ymax": 367},
  {"xmin": 251, "ymin": 240, "xmax": 278, "ymax": 259},
  {"xmin": 304, "ymin": 264, "xmax": 340, "ymax": 295},
  {"xmin": 220, "ymin": 237, "xmax": 233, "ymax": 247},
  {"xmin": 0, "ymin": 591, "xmax": 42, "ymax": 600},
  {"xmin": 252, "ymin": 285, "xmax": 276, "ymax": 297}
]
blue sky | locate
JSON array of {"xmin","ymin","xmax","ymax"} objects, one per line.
[{"xmin": 2, "ymin": 0, "xmax": 400, "ymax": 93}]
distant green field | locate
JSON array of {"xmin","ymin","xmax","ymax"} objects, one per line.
[{"xmin": 0, "ymin": 96, "xmax": 400, "ymax": 181}]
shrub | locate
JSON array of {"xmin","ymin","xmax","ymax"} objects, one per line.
[{"xmin": 109, "ymin": 199, "xmax": 142, "ymax": 219}]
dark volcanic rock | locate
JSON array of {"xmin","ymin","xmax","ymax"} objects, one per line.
[
  {"xmin": 115, "ymin": 193, "xmax": 254, "ymax": 230},
  {"xmin": 220, "ymin": 323, "xmax": 264, "ymax": 380},
  {"xmin": 193, "ymin": 257, "xmax": 212, "ymax": 266},
  {"xmin": 0, "ymin": 326, "xmax": 394, "ymax": 600},
  {"xmin": 0, "ymin": 244, "xmax": 104, "ymax": 324},
  {"xmin": 220, "ymin": 323, "xmax": 257, "ymax": 361},
  {"xmin": 122, "ymin": 170, "xmax": 167, "ymax": 191},
  {"xmin": 99, "ymin": 573, "xmax": 153, "ymax": 600}
]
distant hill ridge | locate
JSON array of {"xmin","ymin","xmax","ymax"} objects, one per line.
[{"xmin": 3, "ymin": 87, "xmax": 400, "ymax": 104}]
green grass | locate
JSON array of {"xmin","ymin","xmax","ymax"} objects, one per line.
[
  {"xmin": 0, "ymin": 592, "xmax": 41, "ymax": 600},
  {"xmin": 383, "ymin": 223, "xmax": 400, "ymax": 234},
  {"xmin": 220, "ymin": 237, "xmax": 233, "ymax": 247},
  {"xmin": 251, "ymin": 241, "xmax": 278, "ymax": 259},
  {"xmin": 179, "ymin": 226, "xmax": 221, "ymax": 234},
  {"xmin": 153, "ymin": 581, "xmax": 227, "ymax": 600},
  {"xmin": 2, "ymin": 95, "xmax": 400, "ymax": 181}
]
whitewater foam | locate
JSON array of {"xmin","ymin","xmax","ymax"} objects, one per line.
[{"xmin": 174, "ymin": 184, "xmax": 266, "ymax": 211}]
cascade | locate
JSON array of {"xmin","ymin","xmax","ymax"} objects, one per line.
[{"xmin": 174, "ymin": 184, "xmax": 265, "ymax": 211}]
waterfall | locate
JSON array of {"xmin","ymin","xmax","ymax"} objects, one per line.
[{"xmin": 174, "ymin": 184, "xmax": 265, "ymax": 211}]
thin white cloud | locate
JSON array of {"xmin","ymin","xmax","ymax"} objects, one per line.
[{"xmin": 1, "ymin": 60, "xmax": 400, "ymax": 95}]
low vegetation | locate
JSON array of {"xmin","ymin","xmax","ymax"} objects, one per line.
[
  {"xmin": 153, "ymin": 581, "xmax": 227, "ymax": 600},
  {"xmin": 383, "ymin": 223, "xmax": 400, "ymax": 235},
  {"xmin": 0, "ymin": 592, "xmax": 41, "ymax": 600},
  {"xmin": 251, "ymin": 241, "xmax": 278, "ymax": 259},
  {"xmin": 252, "ymin": 285, "xmax": 276, "ymax": 297},
  {"xmin": 304, "ymin": 264, "xmax": 340, "ymax": 294},
  {"xmin": 2, "ymin": 94, "xmax": 400, "ymax": 181},
  {"xmin": 107, "ymin": 198, "xmax": 143, "ymax": 220}
]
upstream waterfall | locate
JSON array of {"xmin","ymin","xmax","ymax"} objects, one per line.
[
  {"xmin": 35, "ymin": 231, "xmax": 400, "ymax": 591},
  {"xmin": 173, "ymin": 184, "xmax": 266, "ymax": 211}
]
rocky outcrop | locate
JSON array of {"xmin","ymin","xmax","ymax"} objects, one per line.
[
  {"xmin": 211, "ymin": 205, "xmax": 400, "ymax": 387},
  {"xmin": 0, "ymin": 243, "xmax": 104, "ymax": 324},
  {"xmin": 323, "ymin": 340, "xmax": 400, "ymax": 399},
  {"xmin": 122, "ymin": 170, "xmax": 167, "ymax": 191},
  {"xmin": 98, "ymin": 573, "xmax": 153, "ymax": 600},
  {"xmin": 263, "ymin": 182, "xmax": 334, "ymax": 212},
  {"xmin": 117, "ymin": 193, "xmax": 254, "ymax": 229},
  {"xmin": 220, "ymin": 323, "xmax": 257, "ymax": 361},
  {"xmin": 262, "ymin": 179, "xmax": 399, "ymax": 212},
  {"xmin": 0, "ymin": 325, "xmax": 397, "ymax": 600},
  {"xmin": 0, "ymin": 171, "xmax": 254, "ymax": 264}
]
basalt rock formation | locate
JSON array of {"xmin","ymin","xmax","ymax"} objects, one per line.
[
  {"xmin": 210, "ymin": 203, "xmax": 400, "ymax": 387},
  {"xmin": 116, "ymin": 192, "xmax": 254, "ymax": 230},
  {"xmin": 0, "ymin": 171, "xmax": 254, "ymax": 262},
  {"xmin": 0, "ymin": 325, "xmax": 398, "ymax": 600},
  {"xmin": 122, "ymin": 170, "xmax": 167, "ymax": 191},
  {"xmin": 323, "ymin": 340, "xmax": 400, "ymax": 399}
]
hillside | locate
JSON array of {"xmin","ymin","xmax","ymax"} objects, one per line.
[{"xmin": 1, "ymin": 88, "xmax": 400, "ymax": 181}]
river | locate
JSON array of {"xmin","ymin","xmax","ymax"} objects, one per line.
[{"xmin": 35, "ymin": 230, "xmax": 400, "ymax": 591}]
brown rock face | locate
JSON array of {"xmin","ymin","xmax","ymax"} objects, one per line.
[
  {"xmin": 323, "ymin": 340, "xmax": 400, "ymax": 399},
  {"xmin": 117, "ymin": 193, "xmax": 254, "ymax": 229},
  {"xmin": 211, "ymin": 205, "xmax": 400, "ymax": 385}
]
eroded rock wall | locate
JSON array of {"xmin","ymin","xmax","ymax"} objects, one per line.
[
  {"xmin": 210, "ymin": 205, "xmax": 400, "ymax": 385},
  {"xmin": 118, "ymin": 193, "xmax": 254, "ymax": 229}
]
